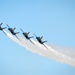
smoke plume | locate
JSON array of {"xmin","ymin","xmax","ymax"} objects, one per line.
[{"xmin": 4, "ymin": 30, "xmax": 75, "ymax": 66}]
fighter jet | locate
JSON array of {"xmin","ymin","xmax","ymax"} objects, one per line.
[
  {"xmin": 33, "ymin": 33, "xmax": 48, "ymax": 49},
  {"xmin": 6, "ymin": 24, "xmax": 20, "ymax": 39},
  {"xmin": 0, "ymin": 23, "xmax": 6, "ymax": 30},
  {"xmin": 0, "ymin": 23, "xmax": 7, "ymax": 34},
  {"xmin": 20, "ymin": 29, "xmax": 34, "ymax": 44}
]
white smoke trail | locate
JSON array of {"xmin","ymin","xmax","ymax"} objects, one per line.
[{"xmin": 4, "ymin": 30, "xmax": 75, "ymax": 66}]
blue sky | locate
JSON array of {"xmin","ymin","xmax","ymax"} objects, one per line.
[{"xmin": 0, "ymin": 0, "xmax": 75, "ymax": 75}]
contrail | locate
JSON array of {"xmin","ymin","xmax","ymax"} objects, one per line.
[{"xmin": 4, "ymin": 30, "xmax": 75, "ymax": 66}]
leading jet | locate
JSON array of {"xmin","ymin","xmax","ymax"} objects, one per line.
[
  {"xmin": 33, "ymin": 33, "xmax": 48, "ymax": 49},
  {"xmin": 21, "ymin": 29, "xmax": 34, "ymax": 44},
  {"xmin": 6, "ymin": 24, "xmax": 20, "ymax": 39},
  {"xmin": 0, "ymin": 23, "xmax": 7, "ymax": 34},
  {"xmin": 0, "ymin": 23, "xmax": 6, "ymax": 30}
]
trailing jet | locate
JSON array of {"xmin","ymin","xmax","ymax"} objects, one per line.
[
  {"xmin": 21, "ymin": 29, "xmax": 34, "ymax": 44},
  {"xmin": 6, "ymin": 24, "xmax": 20, "ymax": 39},
  {"xmin": 0, "ymin": 23, "xmax": 7, "ymax": 34},
  {"xmin": 33, "ymin": 33, "xmax": 48, "ymax": 49}
]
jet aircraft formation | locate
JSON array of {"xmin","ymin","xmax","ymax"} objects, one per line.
[{"xmin": 0, "ymin": 23, "xmax": 48, "ymax": 49}]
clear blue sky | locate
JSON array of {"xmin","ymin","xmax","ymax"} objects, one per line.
[{"xmin": 0, "ymin": 0, "xmax": 75, "ymax": 75}]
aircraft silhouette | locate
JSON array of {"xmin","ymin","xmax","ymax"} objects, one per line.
[
  {"xmin": 34, "ymin": 33, "xmax": 48, "ymax": 49},
  {"xmin": 0, "ymin": 23, "xmax": 7, "ymax": 35},
  {"xmin": 21, "ymin": 29, "xmax": 34, "ymax": 44},
  {"xmin": 6, "ymin": 24, "xmax": 20, "ymax": 39}
]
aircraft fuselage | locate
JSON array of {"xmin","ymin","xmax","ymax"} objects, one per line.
[
  {"xmin": 8, "ymin": 28, "xmax": 16, "ymax": 35},
  {"xmin": 0, "ymin": 27, "xmax": 3, "ymax": 30},
  {"xmin": 23, "ymin": 33, "xmax": 30, "ymax": 39},
  {"xmin": 36, "ymin": 37, "xmax": 43, "ymax": 44}
]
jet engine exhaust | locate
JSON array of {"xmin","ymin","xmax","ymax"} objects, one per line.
[{"xmin": 4, "ymin": 30, "xmax": 75, "ymax": 67}]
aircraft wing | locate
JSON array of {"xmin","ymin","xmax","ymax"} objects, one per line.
[
  {"xmin": 43, "ymin": 44, "xmax": 48, "ymax": 49},
  {"xmin": 2, "ymin": 27, "xmax": 7, "ymax": 29},
  {"xmin": 13, "ymin": 27, "xmax": 16, "ymax": 31},
  {"xmin": 2, "ymin": 30, "xmax": 7, "ymax": 36},
  {"xmin": 40, "ymin": 36, "xmax": 43, "ymax": 39},
  {"xmin": 0, "ymin": 23, "xmax": 3, "ymax": 26},
  {"xmin": 28, "ymin": 32, "xmax": 30, "ymax": 34},
  {"xmin": 29, "ymin": 39, "xmax": 34, "ymax": 45},
  {"xmin": 15, "ymin": 35, "xmax": 19, "ymax": 40}
]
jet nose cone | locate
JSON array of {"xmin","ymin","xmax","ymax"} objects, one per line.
[
  {"xmin": 23, "ymin": 33, "xmax": 24, "ymax": 35},
  {"xmin": 36, "ymin": 37, "xmax": 38, "ymax": 39},
  {"xmin": 8, "ymin": 28, "xmax": 10, "ymax": 30}
]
